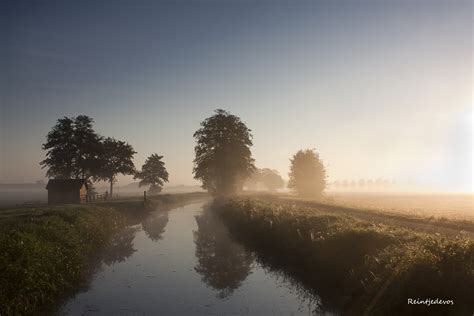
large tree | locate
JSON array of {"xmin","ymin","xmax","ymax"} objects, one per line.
[
  {"xmin": 95, "ymin": 137, "xmax": 136, "ymax": 196},
  {"xmin": 40, "ymin": 115, "xmax": 102, "ymax": 179},
  {"xmin": 135, "ymin": 154, "xmax": 169, "ymax": 195},
  {"xmin": 193, "ymin": 109, "xmax": 255, "ymax": 196},
  {"xmin": 288, "ymin": 149, "xmax": 326, "ymax": 197}
]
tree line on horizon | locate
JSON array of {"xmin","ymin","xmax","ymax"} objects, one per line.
[
  {"xmin": 41, "ymin": 110, "xmax": 328, "ymax": 198},
  {"xmin": 330, "ymin": 178, "xmax": 396, "ymax": 190}
]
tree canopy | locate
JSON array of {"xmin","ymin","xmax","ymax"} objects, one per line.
[
  {"xmin": 40, "ymin": 115, "xmax": 102, "ymax": 179},
  {"xmin": 193, "ymin": 109, "xmax": 255, "ymax": 196},
  {"xmin": 95, "ymin": 137, "xmax": 136, "ymax": 196},
  {"xmin": 41, "ymin": 116, "xmax": 137, "ymax": 196},
  {"xmin": 259, "ymin": 168, "xmax": 285, "ymax": 192},
  {"xmin": 135, "ymin": 154, "xmax": 169, "ymax": 195},
  {"xmin": 244, "ymin": 168, "xmax": 284, "ymax": 192},
  {"xmin": 288, "ymin": 149, "xmax": 326, "ymax": 197}
]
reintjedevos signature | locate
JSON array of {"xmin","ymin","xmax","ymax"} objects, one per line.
[{"xmin": 407, "ymin": 298, "xmax": 454, "ymax": 306}]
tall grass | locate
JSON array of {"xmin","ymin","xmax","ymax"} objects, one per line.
[
  {"xmin": 0, "ymin": 205, "xmax": 126, "ymax": 315},
  {"xmin": 217, "ymin": 199, "xmax": 474, "ymax": 315}
]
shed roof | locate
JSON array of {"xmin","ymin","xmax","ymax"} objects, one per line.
[{"xmin": 46, "ymin": 179, "xmax": 88, "ymax": 190}]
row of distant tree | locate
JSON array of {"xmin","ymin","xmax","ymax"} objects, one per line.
[
  {"xmin": 41, "ymin": 115, "xmax": 169, "ymax": 195},
  {"xmin": 41, "ymin": 110, "xmax": 328, "ymax": 197},
  {"xmin": 244, "ymin": 173, "xmax": 395, "ymax": 192},
  {"xmin": 330, "ymin": 179, "xmax": 395, "ymax": 189}
]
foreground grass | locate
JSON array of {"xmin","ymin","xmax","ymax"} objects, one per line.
[
  {"xmin": 0, "ymin": 205, "xmax": 126, "ymax": 315},
  {"xmin": 218, "ymin": 198, "xmax": 474, "ymax": 315}
]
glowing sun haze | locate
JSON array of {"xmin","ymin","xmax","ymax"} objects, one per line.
[{"xmin": 0, "ymin": 1, "xmax": 472, "ymax": 193}]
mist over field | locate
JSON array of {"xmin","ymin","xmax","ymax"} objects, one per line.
[{"xmin": 1, "ymin": 1, "xmax": 472, "ymax": 315}]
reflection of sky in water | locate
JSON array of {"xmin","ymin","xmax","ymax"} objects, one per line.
[{"xmin": 61, "ymin": 202, "xmax": 322, "ymax": 315}]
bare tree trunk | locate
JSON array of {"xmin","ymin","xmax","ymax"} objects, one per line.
[{"xmin": 110, "ymin": 178, "xmax": 113, "ymax": 197}]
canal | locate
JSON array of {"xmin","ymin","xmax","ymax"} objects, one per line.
[{"xmin": 60, "ymin": 201, "xmax": 321, "ymax": 315}]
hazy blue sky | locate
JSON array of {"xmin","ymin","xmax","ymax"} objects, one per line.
[{"xmin": 1, "ymin": 1, "xmax": 472, "ymax": 192}]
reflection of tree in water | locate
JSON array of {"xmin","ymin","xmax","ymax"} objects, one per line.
[
  {"xmin": 141, "ymin": 211, "xmax": 169, "ymax": 241},
  {"xmin": 194, "ymin": 207, "xmax": 254, "ymax": 299},
  {"xmin": 102, "ymin": 226, "xmax": 138, "ymax": 265},
  {"xmin": 256, "ymin": 259, "xmax": 327, "ymax": 314}
]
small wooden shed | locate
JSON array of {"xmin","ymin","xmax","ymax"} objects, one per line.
[{"xmin": 46, "ymin": 179, "xmax": 88, "ymax": 205}]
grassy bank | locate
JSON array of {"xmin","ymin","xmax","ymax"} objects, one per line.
[
  {"xmin": 94, "ymin": 191, "xmax": 208, "ymax": 212},
  {"xmin": 93, "ymin": 192, "xmax": 209, "ymax": 226},
  {"xmin": 0, "ymin": 191, "xmax": 208, "ymax": 315},
  {"xmin": 0, "ymin": 205, "xmax": 126, "ymax": 315},
  {"xmin": 217, "ymin": 198, "xmax": 474, "ymax": 315}
]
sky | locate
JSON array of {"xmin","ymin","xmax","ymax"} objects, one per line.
[{"xmin": 0, "ymin": 0, "xmax": 472, "ymax": 192}]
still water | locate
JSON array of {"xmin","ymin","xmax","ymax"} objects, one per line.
[{"xmin": 60, "ymin": 202, "xmax": 320, "ymax": 315}]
